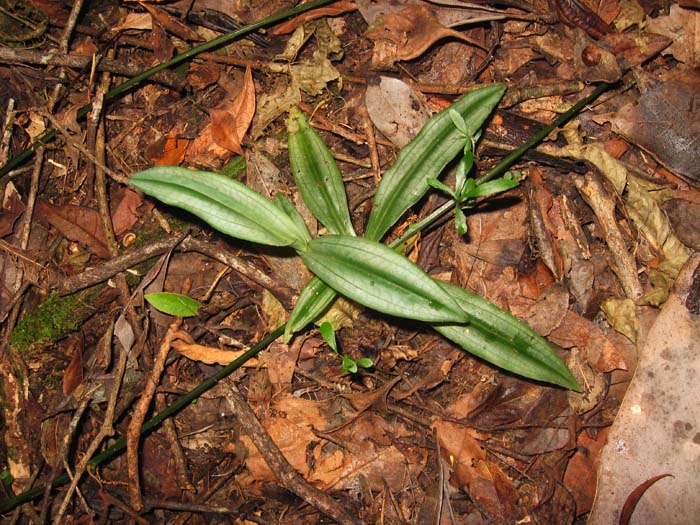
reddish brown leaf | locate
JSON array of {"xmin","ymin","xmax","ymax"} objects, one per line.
[
  {"xmin": 365, "ymin": 5, "xmax": 485, "ymax": 67},
  {"xmin": 210, "ymin": 67, "xmax": 256, "ymax": 155},
  {"xmin": 35, "ymin": 201, "xmax": 110, "ymax": 259},
  {"xmin": 150, "ymin": 129, "xmax": 188, "ymax": 166},
  {"xmin": 187, "ymin": 62, "xmax": 220, "ymax": 91},
  {"xmin": 110, "ymin": 187, "xmax": 142, "ymax": 236},
  {"xmin": 270, "ymin": 1, "xmax": 358, "ymax": 35},
  {"xmin": 564, "ymin": 427, "xmax": 611, "ymax": 515},
  {"xmin": 619, "ymin": 474, "xmax": 674, "ymax": 525},
  {"xmin": 62, "ymin": 341, "xmax": 84, "ymax": 396},
  {"xmin": 141, "ymin": 3, "xmax": 203, "ymax": 42}
]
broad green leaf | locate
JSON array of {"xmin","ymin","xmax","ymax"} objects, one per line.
[
  {"xmin": 287, "ymin": 107, "xmax": 355, "ymax": 236},
  {"xmin": 145, "ymin": 292, "xmax": 201, "ymax": 317},
  {"xmin": 299, "ymin": 235, "xmax": 467, "ymax": 323},
  {"xmin": 130, "ymin": 167, "xmax": 309, "ymax": 250},
  {"xmin": 434, "ymin": 281, "xmax": 580, "ymax": 390},
  {"xmin": 357, "ymin": 357, "xmax": 373, "ymax": 368},
  {"xmin": 365, "ymin": 84, "xmax": 506, "ymax": 241},
  {"xmin": 284, "ymin": 276, "xmax": 337, "ymax": 342}
]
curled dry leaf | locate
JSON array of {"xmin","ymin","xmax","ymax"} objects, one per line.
[{"xmin": 188, "ymin": 67, "xmax": 256, "ymax": 160}]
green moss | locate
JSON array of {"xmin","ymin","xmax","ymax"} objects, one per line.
[{"xmin": 10, "ymin": 293, "xmax": 86, "ymax": 353}]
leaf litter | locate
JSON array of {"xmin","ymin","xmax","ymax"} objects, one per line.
[{"xmin": 1, "ymin": 0, "xmax": 700, "ymax": 523}]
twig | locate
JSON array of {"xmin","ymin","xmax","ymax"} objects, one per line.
[
  {"xmin": 0, "ymin": 48, "xmax": 187, "ymax": 90},
  {"xmin": 39, "ymin": 394, "xmax": 93, "ymax": 523},
  {"xmin": 127, "ymin": 316, "xmax": 183, "ymax": 511},
  {"xmin": 223, "ymin": 380, "xmax": 363, "ymax": 525},
  {"xmin": 358, "ymin": 99, "xmax": 381, "ymax": 183},
  {"xmin": 39, "ymin": 110, "xmax": 129, "ymax": 185},
  {"xmin": 0, "ymin": 98, "xmax": 14, "ymax": 165}
]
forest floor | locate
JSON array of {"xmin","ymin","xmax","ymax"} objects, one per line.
[{"xmin": 1, "ymin": 0, "xmax": 699, "ymax": 523}]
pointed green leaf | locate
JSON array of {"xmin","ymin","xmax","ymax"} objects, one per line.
[
  {"xmin": 319, "ymin": 321, "xmax": 338, "ymax": 353},
  {"xmin": 130, "ymin": 167, "xmax": 309, "ymax": 250},
  {"xmin": 284, "ymin": 276, "xmax": 337, "ymax": 342},
  {"xmin": 273, "ymin": 194, "xmax": 313, "ymax": 244},
  {"xmin": 145, "ymin": 292, "xmax": 201, "ymax": 317},
  {"xmin": 299, "ymin": 235, "xmax": 467, "ymax": 323},
  {"xmin": 433, "ymin": 281, "xmax": 580, "ymax": 390},
  {"xmin": 462, "ymin": 178, "xmax": 519, "ymax": 199},
  {"xmin": 365, "ymin": 84, "xmax": 506, "ymax": 241},
  {"xmin": 287, "ymin": 107, "xmax": 355, "ymax": 236}
]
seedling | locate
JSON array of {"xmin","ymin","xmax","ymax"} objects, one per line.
[
  {"xmin": 319, "ymin": 322, "xmax": 372, "ymax": 375},
  {"xmin": 130, "ymin": 85, "xmax": 580, "ymax": 391}
]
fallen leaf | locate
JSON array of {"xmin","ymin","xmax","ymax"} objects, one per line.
[
  {"xmin": 141, "ymin": 3, "xmax": 203, "ymax": 41},
  {"xmin": 112, "ymin": 12, "xmax": 151, "ymax": 32},
  {"xmin": 35, "ymin": 201, "xmax": 110, "ymax": 259},
  {"xmin": 171, "ymin": 339, "xmax": 258, "ymax": 366},
  {"xmin": 187, "ymin": 62, "xmax": 220, "ymax": 91},
  {"xmin": 364, "ymin": 5, "xmax": 484, "ymax": 67},
  {"xmin": 270, "ymin": 0, "xmax": 357, "ymax": 35},
  {"xmin": 110, "ymin": 188, "xmax": 141, "ymax": 236},
  {"xmin": 604, "ymin": 70, "xmax": 700, "ymax": 182},
  {"xmin": 210, "ymin": 67, "xmax": 256, "ymax": 155},
  {"xmin": 619, "ymin": 474, "xmax": 674, "ymax": 525},
  {"xmin": 563, "ymin": 427, "xmax": 611, "ymax": 515},
  {"xmin": 149, "ymin": 129, "xmax": 188, "ymax": 166},
  {"xmin": 62, "ymin": 338, "xmax": 84, "ymax": 396},
  {"xmin": 647, "ymin": 4, "xmax": 700, "ymax": 67}
]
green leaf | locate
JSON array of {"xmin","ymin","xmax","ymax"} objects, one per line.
[
  {"xmin": 454, "ymin": 207, "xmax": 468, "ymax": 235},
  {"xmin": 462, "ymin": 178, "xmax": 519, "ymax": 199},
  {"xmin": 130, "ymin": 167, "xmax": 309, "ymax": 250},
  {"xmin": 273, "ymin": 194, "xmax": 313, "ymax": 244},
  {"xmin": 287, "ymin": 107, "xmax": 355, "ymax": 236},
  {"xmin": 364, "ymin": 84, "xmax": 506, "ymax": 241},
  {"xmin": 299, "ymin": 235, "xmax": 467, "ymax": 323},
  {"xmin": 427, "ymin": 178, "xmax": 455, "ymax": 197},
  {"xmin": 145, "ymin": 292, "xmax": 201, "ymax": 317},
  {"xmin": 357, "ymin": 357, "xmax": 373, "ymax": 369},
  {"xmin": 319, "ymin": 321, "xmax": 338, "ymax": 353},
  {"xmin": 433, "ymin": 281, "xmax": 580, "ymax": 390},
  {"xmin": 448, "ymin": 108, "xmax": 470, "ymax": 136},
  {"xmin": 341, "ymin": 356, "xmax": 357, "ymax": 374},
  {"xmin": 284, "ymin": 276, "xmax": 338, "ymax": 342}
]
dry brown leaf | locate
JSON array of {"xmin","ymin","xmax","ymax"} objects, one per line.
[
  {"xmin": 35, "ymin": 200, "xmax": 110, "ymax": 259},
  {"xmin": 270, "ymin": 0, "xmax": 358, "ymax": 35},
  {"xmin": 647, "ymin": 4, "xmax": 700, "ymax": 67},
  {"xmin": 150, "ymin": 129, "xmax": 188, "ymax": 166},
  {"xmin": 62, "ymin": 338, "xmax": 84, "ymax": 397},
  {"xmin": 141, "ymin": 3, "xmax": 203, "ymax": 41},
  {"xmin": 210, "ymin": 67, "xmax": 256, "ymax": 155},
  {"xmin": 365, "ymin": 5, "xmax": 484, "ymax": 67},
  {"xmin": 171, "ymin": 340, "xmax": 258, "ymax": 366},
  {"xmin": 563, "ymin": 427, "xmax": 611, "ymax": 515},
  {"xmin": 112, "ymin": 12, "xmax": 151, "ymax": 32}
]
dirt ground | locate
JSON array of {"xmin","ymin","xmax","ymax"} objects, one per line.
[{"xmin": 1, "ymin": 0, "xmax": 699, "ymax": 523}]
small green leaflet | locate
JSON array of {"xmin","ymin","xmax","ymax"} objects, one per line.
[{"xmin": 145, "ymin": 292, "xmax": 202, "ymax": 317}]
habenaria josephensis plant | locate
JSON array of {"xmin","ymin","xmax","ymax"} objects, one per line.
[{"xmin": 130, "ymin": 84, "xmax": 580, "ymax": 390}]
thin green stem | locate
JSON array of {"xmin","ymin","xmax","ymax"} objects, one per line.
[
  {"xmin": 389, "ymin": 82, "xmax": 611, "ymax": 249},
  {"xmin": 0, "ymin": 0, "xmax": 336, "ymax": 178},
  {"xmin": 0, "ymin": 324, "xmax": 285, "ymax": 513}
]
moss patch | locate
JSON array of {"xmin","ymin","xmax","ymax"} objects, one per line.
[{"xmin": 10, "ymin": 293, "xmax": 87, "ymax": 353}]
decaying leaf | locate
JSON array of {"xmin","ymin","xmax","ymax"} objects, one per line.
[
  {"xmin": 35, "ymin": 200, "xmax": 110, "ymax": 259},
  {"xmin": 171, "ymin": 339, "xmax": 258, "ymax": 366},
  {"xmin": 647, "ymin": 4, "xmax": 700, "ymax": 67},
  {"xmin": 364, "ymin": 5, "xmax": 485, "ymax": 68},
  {"xmin": 364, "ymin": 76, "xmax": 432, "ymax": 148},
  {"xmin": 603, "ymin": 70, "xmax": 700, "ymax": 182},
  {"xmin": 270, "ymin": 0, "xmax": 357, "ymax": 35}
]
